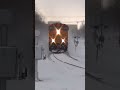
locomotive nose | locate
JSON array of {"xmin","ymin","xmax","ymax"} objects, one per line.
[{"xmin": 49, "ymin": 23, "xmax": 68, "ymax": 53}]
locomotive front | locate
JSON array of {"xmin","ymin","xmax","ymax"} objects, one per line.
[{"xmin": 49, "ymin": 23, "xmax": 69, "ymax": 53}]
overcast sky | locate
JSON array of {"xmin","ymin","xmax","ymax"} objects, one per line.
[{"xmin": 35, "ymin": 0, "xmax": 85, "ymax": 17}]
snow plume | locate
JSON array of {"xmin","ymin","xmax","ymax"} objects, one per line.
[
  {"xmin": 35, "ymin": 12, "xmax": 45, "ymax": 30},
  {"xmin": 78, "ymin": 24, "xmax": 85, "ymax": 39}
]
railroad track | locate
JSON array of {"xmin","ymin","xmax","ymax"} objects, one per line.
[
  {"xmin": 51, "ymin": 53, "xmax": 115, "ymax": 88},
  {"xmin": 48, "ymin": 53, "xmax": 55, "ymax": 62},
  {"xmin": 52, "ymin": 53, "xmax": 85, "ymax": 69},
  {"xmin": 65, "ymin": 52, "xmax": 80, "ymax": 62}
]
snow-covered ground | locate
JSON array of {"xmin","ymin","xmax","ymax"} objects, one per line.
[{"xmin": 35, "ymin": 53, "xmax": 85, "ymax": 90}]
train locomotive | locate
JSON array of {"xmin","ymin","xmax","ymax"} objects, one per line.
[{"xmin": 49, "ymin": 23, "xmax": 69, "ymax": 53}]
